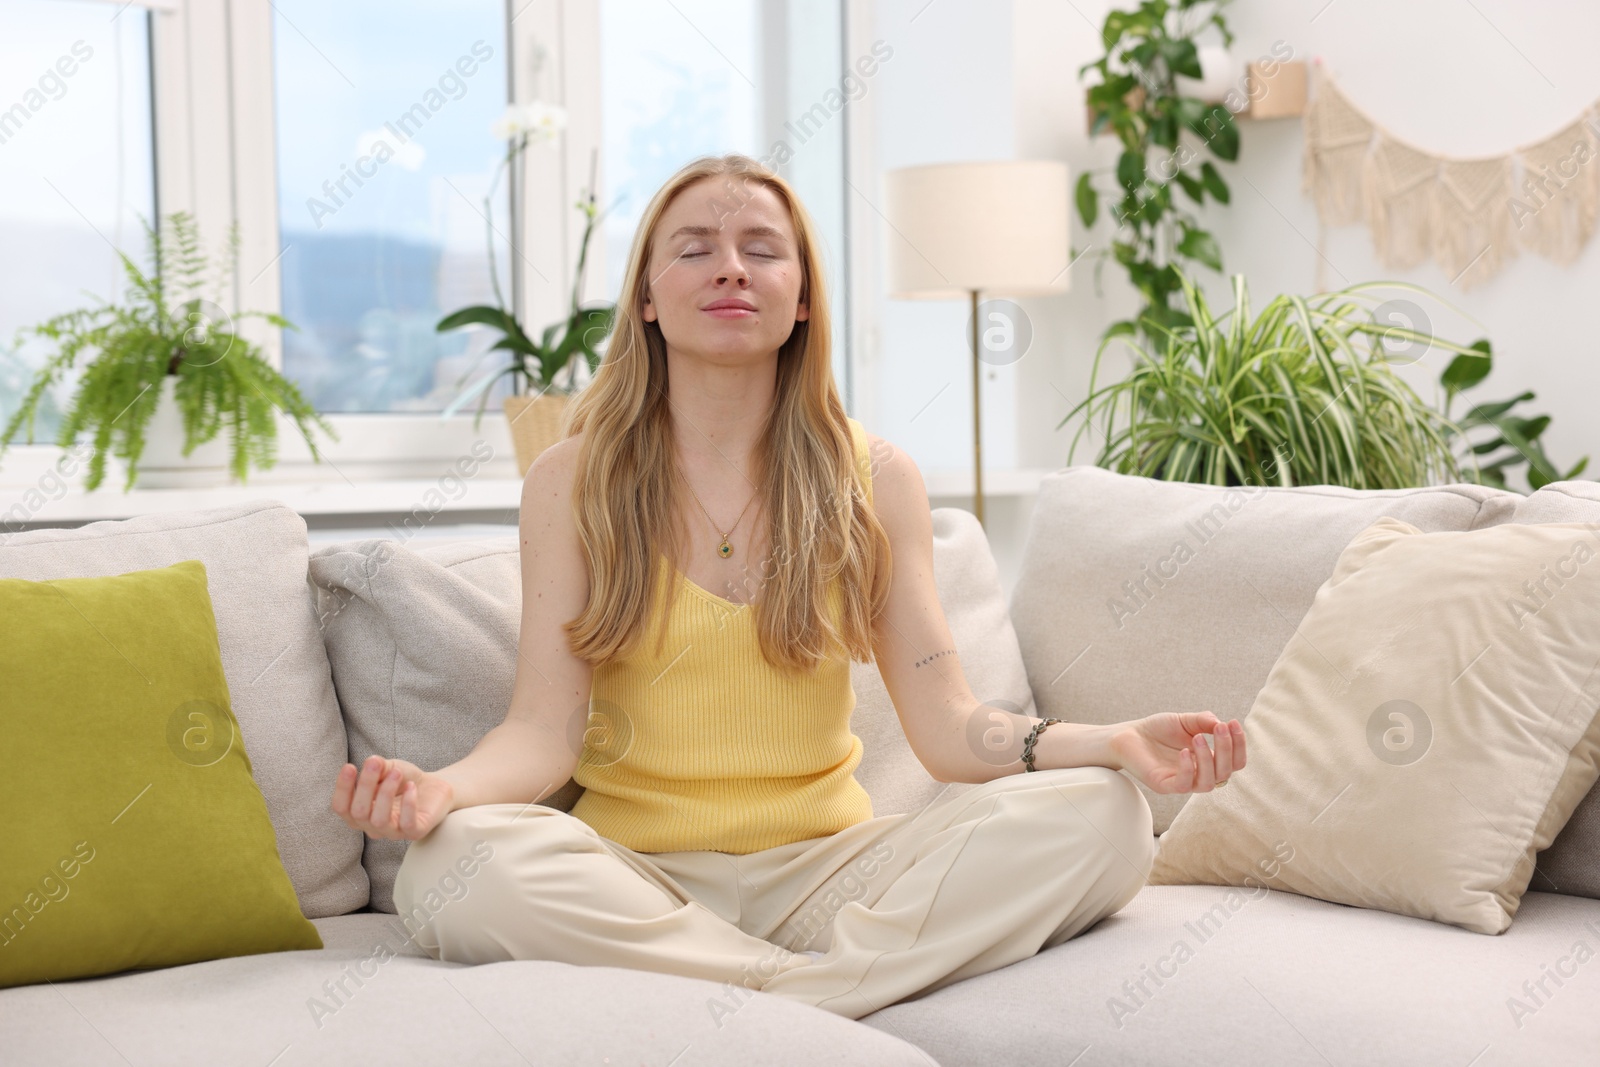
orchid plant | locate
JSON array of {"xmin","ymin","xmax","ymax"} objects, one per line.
[{"xmin": 438, "ymin": 99, "xmax": 616, "ymax": 428}]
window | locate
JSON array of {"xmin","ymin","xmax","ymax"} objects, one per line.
[
  {"xmin": 271, "ymin": 0, "xmax": 512, "ymax": 413},
  {"xmin": 0, "ymin": 0, "xmax": 156, "ymax": 443},
  {"xmin": 596, "ymin": 0, "xmax": 851, "ymax": 403},
  {"xmin": 597, "ymin": 0, "xmax": 761, "ymax": 302},
  {"xmin": 0, "ymin": 0, "xmax": 853, "ymax": 484}
]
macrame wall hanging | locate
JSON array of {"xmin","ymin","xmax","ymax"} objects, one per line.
[{"xmin": 1302, "ymin": 64, "xmax": 1600, "ymax": 290}]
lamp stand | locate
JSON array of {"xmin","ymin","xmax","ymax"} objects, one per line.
[{"xmin": 968, "ymin": 288, "xmax": 985, "ymax": 529}]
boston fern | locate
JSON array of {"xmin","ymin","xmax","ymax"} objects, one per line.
[
  {"xmin": 0, "ymin": 212, "xmax": 335, "ymax": 492},
  {"xmin": 1077, "ymin": 0, "xmax": 1238, "ymax": 338}
]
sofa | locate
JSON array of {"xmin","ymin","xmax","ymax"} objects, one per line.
[{"xmin": 4, "ymin": 464, "xmax": 1599, "ymax": 1066}]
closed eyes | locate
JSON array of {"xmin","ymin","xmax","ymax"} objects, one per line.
[{"xmin": 682, "ymin": 250, "xmax": 779, "ymax": 259}]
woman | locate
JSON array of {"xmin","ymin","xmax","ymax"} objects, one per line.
[{"xmin": 330, "ymin": 153, "xmax": 1246, "ymax": 1020}]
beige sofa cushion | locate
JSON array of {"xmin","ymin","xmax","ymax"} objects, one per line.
[
  {"xmin": 1009, "ymin": 466, "xmax": 1518, "ymax": 834},
  {"xmin": 1489, "ymin": 480, "xmax": 1600, "ymax": 900},
  {"xmin": 1148, "ymin": 516, "xmax": 1600, "ymax": 934},
  {"xmin": 0, "ymin": 912, "xmax": 937, "ymax": 1066},
  {"xmin": 855, "ymin": 885, "xmax": 1598, "ymax": 1065},
  {"xmin": 308, "ymin": 507, "xmax": 1028, "ymax": 911},
  {"xmin": 309, "ymin": 537, "xmax": 547, "ymax": 913},
  {"xmin": 0, "ymin": 502, "xmax": 366, "ymax": 918}
]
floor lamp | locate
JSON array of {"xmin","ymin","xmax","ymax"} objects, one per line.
[{"xmin": 883, "ymin": 161, "xmax": 1072, "ymax": 528}]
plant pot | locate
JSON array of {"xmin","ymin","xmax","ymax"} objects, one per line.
[
  {"xmin": 502, "ymin": 392, "xmax": 570, "ymax": 477},
  {"xmin": 134, "ymin": 374, "xmax": 234, "ymax": 489}
]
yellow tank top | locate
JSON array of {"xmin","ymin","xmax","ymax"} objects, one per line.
[{"xmin": 568, "ymin": 417, "xmax": 876, "ymax": 854}]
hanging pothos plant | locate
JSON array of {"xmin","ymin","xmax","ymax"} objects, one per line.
[{"xmin": 1076, "ymin": 0, "xmax": 1238, "ymax": 340}]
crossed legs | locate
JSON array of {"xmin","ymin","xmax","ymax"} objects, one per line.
[{"xmin": 392, "ymin": 765, "xmax": 1155, "ymax": 1020}]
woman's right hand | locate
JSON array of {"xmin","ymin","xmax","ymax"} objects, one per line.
[{"xmin": 332, "ymin": 754, "xmax": 456, "ymax": 841}]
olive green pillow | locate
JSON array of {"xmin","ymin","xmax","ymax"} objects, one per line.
[{"xmin": 1, "ymin": 560, "xmax": 321, "ymax": 989}]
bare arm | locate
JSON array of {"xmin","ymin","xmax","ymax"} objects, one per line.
[
  {"xmin": 867, "ymin": 433, "xmax": 1247, "ymax": 792},
  {"xmin": 867, "ymin": 435, "xmax": 1121, "ymax": 783},
  {"xmin": 433, "ymin": 436, "xmax": 593, "ymax": 809},
  {"xmin": 332, "ymin": 435, "xmax": 595, "ymax": 837}
]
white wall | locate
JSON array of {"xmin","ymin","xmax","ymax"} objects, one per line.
[
  {"xmin": 1013, "ymin": 0, "xmax": 1600, "ymax": 485},
  {"xmin": 861, "ymin": 0, "xmax": 1017, "ymax": 474},
  {"xmin": 855, "ymin": 0, "xmax": 1046, "ymax": 593}
]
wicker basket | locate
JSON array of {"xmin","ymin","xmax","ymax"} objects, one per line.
[{"xmin": 502, "ymin": 392, "xmax": 570, "ymax": 477}]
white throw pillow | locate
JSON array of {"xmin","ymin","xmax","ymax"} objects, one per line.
[
  {"xmin": 1149, "ymin": 517, "xmax": 1600, "ymax": 934},
  {"xmin": 1008, "ymin": 466, "xmax": 1518, "ymax": 834},
  {"xmin": 1489, "ymin": 479, "xmax": 1600, "ymax": 900}
]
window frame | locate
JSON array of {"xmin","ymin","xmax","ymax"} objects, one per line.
[
  {"xmin": 1, "ymin": 0, "xmax": 165, "ymax": 488},
  {"xmin": 228, "ymin": 0, "xmax": 591, "ymax": 480},
  {"xmin": 5, "ymin": 0, "xmax": 860, "ymax": 486}
]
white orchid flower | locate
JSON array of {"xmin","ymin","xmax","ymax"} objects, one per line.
[{"xmin": 490, "ymin": 100, "xmax": 569, "ymax": 142}]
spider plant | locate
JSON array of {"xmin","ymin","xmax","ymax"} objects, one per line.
[{"xmin": 1062, "ymin": 272, "xmax": 1479, "ymax": 489}]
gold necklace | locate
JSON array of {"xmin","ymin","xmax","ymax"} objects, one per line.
[{"xmin": 681, "ymin": 477, "xmax": 757, "ymax": 559}]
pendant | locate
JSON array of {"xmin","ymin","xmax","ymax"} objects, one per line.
[{"xmin": 718, "ymin": 540, "xmax": 733, "ymax": 558}]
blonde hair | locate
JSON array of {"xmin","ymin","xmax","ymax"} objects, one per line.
[{"xmin": 558, "ymin": 153, "xmax": 891, "ymax": 673}]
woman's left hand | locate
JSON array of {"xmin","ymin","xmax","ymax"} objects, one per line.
[{"xmin": 1109, "ymin": 712, "xmax": 1246, "ymax": 795}]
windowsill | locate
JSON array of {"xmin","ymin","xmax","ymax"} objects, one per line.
[
  {"xmin": 924, "ymin": 467, "xmax": 1053, "ymax": 499},
  {"xmin": 2, "ymin": 477, "xmax": 528, "ymax": 531},
  {"xmin": 1, "ymin": 468, "xmax": 1056, "ymax": 531}
]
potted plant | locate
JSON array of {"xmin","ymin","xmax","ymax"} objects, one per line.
[
  {"xmin": 1435, "ymin": 341, "xmax": 1587, "ymax": 491},
  {"xmin": 1062, "ymin": 269, "xmax": 1585, "ymax": 491},
  {"xmin": 0, "ymin": 212, "xmax": 336, "ymax": 492},
  {"xmin": 437, "ymin": 104, "xmax": 615, "ymax": 476}
]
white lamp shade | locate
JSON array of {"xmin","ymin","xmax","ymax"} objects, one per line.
[{"xmin": 883, "ymin": 160, "xmax": 1072, "ymax": 299}]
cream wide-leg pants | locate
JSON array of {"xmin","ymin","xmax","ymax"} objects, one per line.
[{"xmin": 391, "ymin": 765, "xmax": 1155, "ymax": 1020}]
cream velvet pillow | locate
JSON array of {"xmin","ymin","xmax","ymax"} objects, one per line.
[
  {"xmin": 1149, "ymin": 516, "xmax": 1600, "ymax": 934},
  {"xmin": 1008, "ymin": 466, "xmax": 1512, "ymax": 837}
]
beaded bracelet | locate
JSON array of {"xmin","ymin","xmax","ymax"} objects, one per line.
[{"xmin": 1021, "ymin": 717, "xmax": 1067, "ymax": 772}]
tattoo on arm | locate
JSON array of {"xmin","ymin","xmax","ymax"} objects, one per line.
[{"xmin": 913, "ymin": 648, "xmax": 957, "ymax": 669}]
